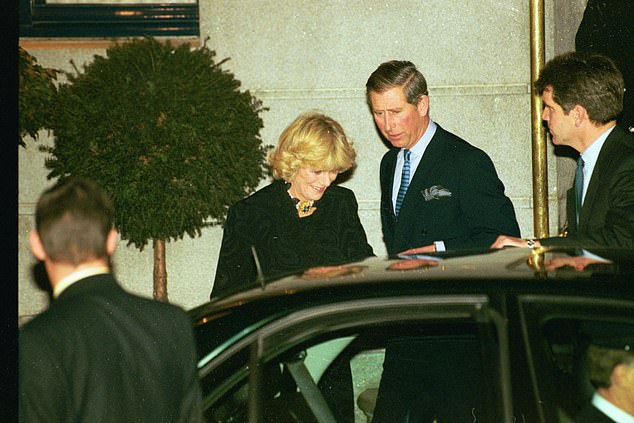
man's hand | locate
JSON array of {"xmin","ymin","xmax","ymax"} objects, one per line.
[
  {"xmin": 302, "ymin": 265, "xmax": 367, "ymax": 280},
  {"xmin": 544, "ymin": 256, "xmax": 608, "ymax": 271},
  {"xmin": 388, "ymin": 258, "xmax": 440, "ymax": 271},
  {"xmin": 491, "ymin": 235, "xmax": 541, "ymax": 249},
  {"xmin": 399, "ymin": 244, "xmax": 436, "ymax": 255}
]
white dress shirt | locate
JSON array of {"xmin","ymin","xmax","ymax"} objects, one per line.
[
  {"xmin": 592, "ymin": 392, "xmax": 634, "ymax": 423},
  {"xmin": 579, "ymin": 125, "xmax": 616, "ymax": 206},
  {"xmin": 392, "ymin": 120, "xmax": 446, "ymax": 251},
  {"xmin": 54, "ymin": 266, "xmax": 110, "ymax": 298}
]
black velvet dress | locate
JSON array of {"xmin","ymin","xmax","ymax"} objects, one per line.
[{"xmin": 211, "ymin": 180, "xmax": 374, "ymax": 298}]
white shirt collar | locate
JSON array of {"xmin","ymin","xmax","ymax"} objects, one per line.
[
  {"xmin": 407, "ymin": 120, "xmax": 437, "ymax": 160},
  {"xmin": 396, "ymin": 120, "xmax": 437, "ymax": 178},
  {"xmin": 393, "ymin": 121, "xmax": 438, "ymax": 208},
  {"xmin": 579, "ymin": 125, "xmax": 615, "ymax": 203},
  {"xmin": 53, "ymin": 266, "xmax": 110, "ymax": 298},
  {"xmin": 592, "ymin": 392, "xmax": 634, "ymax": 423}
]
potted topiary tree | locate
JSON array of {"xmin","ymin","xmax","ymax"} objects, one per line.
[
  {"xmin": 19, "ymin": 46, "xmax": 59, "ymax": 147},
  {"xmin": 43, "ymin": 37, "xmax": 269, "ymax": 301}
]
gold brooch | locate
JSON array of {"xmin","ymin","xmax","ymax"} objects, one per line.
[{"xmin": 296, "ymin": 200, "xmax": 316, "ymax": 218}]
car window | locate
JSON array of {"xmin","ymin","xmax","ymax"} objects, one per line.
[
  {"xmin": 197, "ymin": 296, "xmax": 512, "ymax": 422},
  {"xmin": 305, "ymin": 336, "xmax": 356, "ymax": 382},
  {"xmin": 519, "ymin": 295, "xmax": 634, "ymax": 423},
  {"xmin": 349, "ymin": 347, "xmax": 384, "ymax": 423}
]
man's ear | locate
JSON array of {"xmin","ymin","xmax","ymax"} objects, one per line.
[
  {"xmin": 417, "ymin": 95, "xmax": 429, "ymax": 117},
  {"xmin": 572, "ymin": 105, "xmax": 588, "ymax": 126},
  {"xmin": 106, "ymin": 228, "xmax": 118, "ymax": 256},
  {"xmin": 29, "ymin": 230, "xmax": 47, "ymax": 261},
  {"xmin": 613, "ymin": 362, "xmax": 634, "ymax": 387}
]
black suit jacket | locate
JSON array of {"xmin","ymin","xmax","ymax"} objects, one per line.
[
  {"xmin": 19, "ymin": 273, "xmax": 202, "ymax": 423},
  {"xmin": 575, "ymin": 403, "xmax": 618, "ymax": 423},
  {"xmin": 542, "ymin": 125, "xmax": 634, "ymax": 248},
  {"xmin": 380, "ymin": 124, "xmax": 520, "ymax": 255},
  {"xmin": 212, "ymin": 180, "xmax": 374, "ymax": 297}
]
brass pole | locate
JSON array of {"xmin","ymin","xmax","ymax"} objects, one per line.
[{"xmin": 529, "ymin": 0, "xmax": 550, "ymax": 238}]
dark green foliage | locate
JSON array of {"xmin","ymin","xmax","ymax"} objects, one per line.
[
  {"xmin": 19, "ymin": 47, "xmax": 59, "ymax": 147},
  {"xmin": 44, "ymin": 37, "xmax": 269, "ymax": 249}
]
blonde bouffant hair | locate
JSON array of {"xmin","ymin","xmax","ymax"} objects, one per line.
[{"xmin": 268, "ymin": 112, "xmax": 356, "ymax": 181}]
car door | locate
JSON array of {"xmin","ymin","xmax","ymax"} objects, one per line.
[
  {"xmin": 518, "ymin": 294, "xmax": 634, "ymax": 423},
  {"xmin": 197, "ymin": 294, "xmax": 514, "ymax": 422}
]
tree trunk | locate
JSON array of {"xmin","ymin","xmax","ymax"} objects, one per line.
[{"xmin": 153, "ymin": 239, "xmax": 168, "ymax": 302}]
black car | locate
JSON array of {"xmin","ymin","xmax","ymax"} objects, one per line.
[{"xmin": 190, "ymin": 247, "xmax": 634, "ymax": 423}]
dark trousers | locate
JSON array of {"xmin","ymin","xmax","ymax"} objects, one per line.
[{"xmin": 372, "ymin": 335, "xmax": 484, "ymax": 423}]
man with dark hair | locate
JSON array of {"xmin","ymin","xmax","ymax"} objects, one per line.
[
  {"xmin": 576, "ymin": 332, "xmax": 634, "ymax": 422},
  {"xmin": 366, "ymin": 60, "xmax": 519, "ymax": 257},
  {"xmin": 493, "ymin": 52, "xmax": 634, "ymax": 250},
  {"xmin": 19, "ymin": 177, "xmax": 202, "ymax": 422},
  {"xmin": 365, "ymin": 60, "xmax": 519, "ymax": 422}
]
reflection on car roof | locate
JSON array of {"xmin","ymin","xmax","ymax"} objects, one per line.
[{"xmin": 198, "ymin": 247, "xmax": 634, "ymax": 312}]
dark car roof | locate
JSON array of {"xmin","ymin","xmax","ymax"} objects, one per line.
[
  {"xmin": 190, "ymin": 247, "xmax": 634, "ymax": 352},
  {"xmin": 196, "ymin": 247, "xmax": 632, "ymax": 305}
]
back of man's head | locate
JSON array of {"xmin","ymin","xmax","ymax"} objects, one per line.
[
  {"xmin": 35, "ymin": 177, "xmax": 114, "ymax": 265},
  {"xmin": 587, "ymin": 344, "xmax": 634, "ymax": 389},
  {"xmin": 535, "ymin": 51, "xmax": 624, "ymax": 124}
]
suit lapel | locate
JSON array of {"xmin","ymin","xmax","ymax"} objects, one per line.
[
  {"xmin": 579, "ymin": 128, "xmax": 620, "ymax": 228},
  {"xmin": 566, "ymin": 187, "xmax": 577, "ymax": 234},
  {"xmin": 381, "ymin": 149, "xmax": 398, "ymax": 217},
  {"xmin": 399, "ymin": 128, "xmax": 446, "ymax": 216}
]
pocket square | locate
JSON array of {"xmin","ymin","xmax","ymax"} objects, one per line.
[{"xmin": 422, "ymin": 185, "xmax": 452, "ymax": 201}]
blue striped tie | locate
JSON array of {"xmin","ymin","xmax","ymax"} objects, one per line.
[
  {"xmin": 575, "ymin": 157, "xmax": 584, "ymax": 224},
  {"xmin": 395, "ymin": 149, "xmax": 411, "ymax": 216}
]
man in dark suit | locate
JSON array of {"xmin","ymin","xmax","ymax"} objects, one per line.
[
  {"xmin": 366, "ymin": 60, "xmax": 520, "ymax": 257},
  {"xmin": 19, "ymin": 177, "xmax": 202, "ymax": 422},
  {"xmin": 575, "ymin": 329, "xmax": 634, "ymax": 423},
  {"xmin": 364, "ymin": 61, "xmax": 519, "ymax": 422},
  {"xmin": 492, "ymin": 52, "xmax": 634, "ymax": 250}
]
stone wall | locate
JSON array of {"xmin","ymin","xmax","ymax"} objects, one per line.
[{"xmin": 18, "ymin": 0, "xmax": 588, "ymax": 322}]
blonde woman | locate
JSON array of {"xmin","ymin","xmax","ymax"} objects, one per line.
[{"xmin": 211, "ymin": 112, "xmax": 373, "ymax": 298}]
